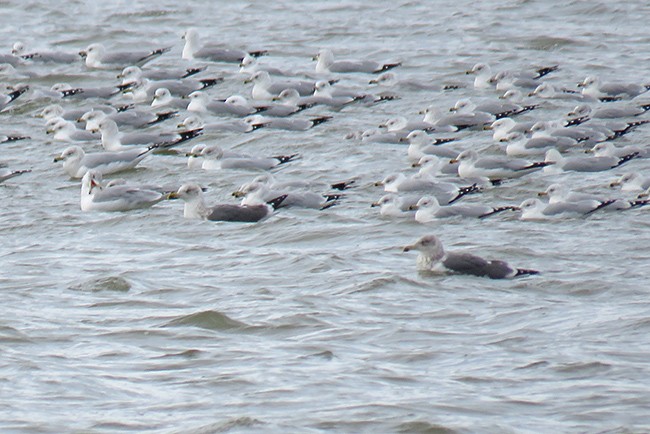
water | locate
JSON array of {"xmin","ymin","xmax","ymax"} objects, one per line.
[{"xmin": 1, "ymin": 0, "xmax": 650, "ymax": 432}]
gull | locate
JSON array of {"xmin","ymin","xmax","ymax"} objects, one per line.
[
  {"xmin": 451, "ymin": 149, "xmax": 552, "ymax": 181},
  {"xmin": 410, "ymin": 196, "xmax": 518, "ymax": 221},
  {"xmin": 197, "ymin": 144, "xmax": 298, "ymax": 170},
  {"xmin": 79, "ymin": 108, "xmax": 177, "ymax": 131},
  {"xmin": 516, "ymin": 197, "xmax": 618, "ymax": 220},
  {"xmin": 45, "ymin": 117, "xmax": 100, "ymax": 142},
  {"xmin": 239, "ymin": 54, "xmax": 289, "ymax": 76},
  {"xmin": 403, "ymin": 234, "xmax": 538, "ymax": 278},
  {"xmin": 12, "ymin": 41, "xmax": 79, "ymax": 63},
  {"xmin": 380, "ymin": 116, "xmax": 439, "ymax": 136},
  {"xmin": 244, "ymin": 70, "xmax": 320, "ymax": 100},
  {"xmin": 232, "ymin": 181, "xmax": 340, "ymax": 209},
  {"xmin": 0, "ymin": 166, "xmax": 30, "ymax": 184},
  {"xmin": 313, "ymin": 48, "xmax": 401, "ymax": 74},
  {"xmin": 487, "ymin": 117, "xmax": 536, "ymax": 142},
  {"xmin": 567, "ymin": 103, "xmax": 650, "ymax": 120},
  {"xmin": 529, "ymin": 82, "xmax": 586, "ymax": 100},
  {"xmin": 244, "ymin": 114, "xmax": 332, "ymax": 131},
  {"xmin": 450, "ymin": 97, "xmax": 537, "ymax": 119},
  {"xmin": 187, "ymin": 92, "xmax": 265, "ymax": 117},
  {"xmin": 116, "ymin": 65, "xmax": 207, "ymax": 83},
  {"xmin": 609, "ymin": 172, "xmax": 650, "ymax": 192},
  {"xmin": 370, "ymin": 194, "xmax": 418, "ymax": 217},
  {"xmin": 578, "ymin": 75, "xmax": 650, "ymax": 100},
  {"xmin": 538, "ymin": 183, "xmax": 613, "ymax": 204},
  {"xmin": 530, "ymin": 120, "xmax": 609, "ymax": 145},
  {"xmin": 466, "ymin": 63, "xmax": 558, "ymax": 89},
  {"xmin": 0, "ymin": 133, "xmax": 29, "ymax": 143},
  {"xmin": 186, "ymin": 143, "xmax": 207, "ymax": 169},
  {"xmin": 80, "ymin": 170, "xmax": 167, "ymax": 212},
  {"xmin": 168, "ymin": 183, "xmax": 286, "ymax": 223},
  {"xmin": 589, "ymin": 142, "xmax": 647, "ymax": 159},
  {"xmin": 48, "ymin": 82, "xmax": 124, "ymax": 100},
  {"xmin": 272, "ymin": 87, "xmax": 353, "ymax": 110},
  {"xmin": 178, "ymin": 114, "xmax": 257, "ymax": 135},
  {"xmin": 544, "ymin": 148, "xmax": 638, "ymax": 173},
  {"xmin": 368, "ymin": 72, "xmax": 463, "ymax": 91},
  {"xmin": 404, "ymin": 130, "xmax": 459, "ymax": 161},
  {"xmin": 92, "ymin": 118, "xmax": 202, "ymax": 151},
  {"xmin": 499, "ymin": 131, "xmax": 578, "ymax": 157},
  {"xmin": 235, "ymin": 173, "xmax": 355, "ymax": 194},
  {"xmin": 37, "ymin": 103, "xmax": 117, "ymax": 123},
  {"xmin": 150, "ymin": 88, "xmax": 189, "ymax": 110},
  {"xmin": 181, "ymin": 28, "xmax": 267, "ymax": 63},
  {"xmin": 119, "ymin": 68, "xmax": 223, "ymax": 101},
  {"xmin": 412, "ymin": 154, "xmax": 460, "ymax": 177},
  {"xmin": 79, "ymin": 43, "xmax": 170, "ymax": 69},
  {"xmin": 420, "ymin": 105, "xmax": 494, "ymax": 130},
  {"xmin": 375, "ymin": 172, "xmax": 481, "ymax": 205},
  {"xmin": 54, "ymin": 144, "xmax": 157, "ymax": 178}
]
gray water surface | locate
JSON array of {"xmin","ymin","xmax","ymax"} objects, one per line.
[{"xmin": 1, "ymin": 1, "xmax": 650, "ymax": 432}]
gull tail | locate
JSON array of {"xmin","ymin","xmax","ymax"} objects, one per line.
[
  {"xmin": 273, "ymin": 154, "xmax": 299, "ymax": 165},
  {"xmin": 61, "ymin": 88, "xmax": 84, "ymax": 98},
  {"xmin": 478, "ymin": 206, "xmax": 519, "ymax": 219},
  {"xmin": 330, "ymin": 179, "xmax": 357, "ymax": 190},
  {"xmin": 534, "ymin": 65, "xmax": 559, "ymax": 79},
  {"xmin": 376, "ymin": 62, "xmax": 402, "ymax": 73},
  {"xmin": 517, "ymin": 161, "xmax": 554, "ymax": 171},
  {"xmin": 249, "ymin": 50, "xmax": 269, "ymax": 58},
  {"xmin": 565, "ymin": 116, "xmax": 590, "ymax": 127},
  {"xmin": 267, "ymin": 194, "xmax": 288, "ymax": 210},
  {"xmin": 584, "ymin": 199, "xmax": 617, "ymax": 216},
  {"xmin": 447, "ymin": 183, "xmax": 482, "ymax": 205},
  {"xmin": 147, "ymin": 111, "xmax": 178, "ymax": 126},
  {"xmin": 432, "ymin": 137, "xmax": 456, "ymax": 145},
  {"xmin": 199, "ymin": 77, "xmax": 224, "ymax": 89},
  {"xmin": 182, "ymin": 66, "xmax": 207, "ymax": 78},
  {"xmin": 515, "ymin": 268, "xmax": 540, "ymax": 277},
  {"xmin": 7, "ymin": 86, "xmax": 28, "ymax": 103},
  {"xmin": 309, "ymin": 116, "xmax": 333, "ymax": 127},
  {"xmin": 614, "ymin": 152, "xmax": 640, "ymax": 168},
  {"xmin": 1, "ymin": 135, "xmax": 30, "ymax": 142}
]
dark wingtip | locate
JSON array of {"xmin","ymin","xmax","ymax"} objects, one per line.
[
  {"xmin": 267, "ymin": 194, "xmax": 287, "ymax": 209},
  {"xmin": 249, "ymin": 50, "xmax": 269, "ymax": 58},
  {"xmin": 377, "ymin": 62, "xmax": 402, "ymax": 73},
  {"xmin": 274, "ymin": 153, "xmax": 299, "ymax": 164},
  {"xmin": 515, "ymin": 268, "xmax": 539, "ymax": 277}
]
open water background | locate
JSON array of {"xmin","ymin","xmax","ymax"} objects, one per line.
[{"xmin": 1, "ymin": 0, "xmax": 650, "ymax": 432}]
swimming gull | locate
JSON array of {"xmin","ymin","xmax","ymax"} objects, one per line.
[
  {"xmin": 168, "ymin": 183, "xmax": 286, "ymax": 222},
  {"xmin": 370, "ymin": 194, "xmax": 418, "ymax": 217},
  {"xmin": 486, "ymin": 117, "xmax": 536, "ymax": 142},
  {"xmin": 451, "ymin": 149, "xmax": 552, "ymax": 181},
  {"xmin": 244, "ymin": 114, "xmax": 332, "ymax": 131},
  {"xmin": 516, "ymin": 197, "xmax": 619, "ymax": 220},
  {"xmin": 117, "ymin": 64, "xmax": 207, "ymax": 82},
  {"xmin": 11, "ymin": 41, "xmax": 79, "ymax": 63},
  {"xmin": 244, "ymin": 70, "xmax": 320, "ymax": 100},
  {"xmin": 499, "ymin": 131, "xmax": 578, "ymax": 157},
  {"xmin": 529, "ymin": 82, "xmax": 586, "ymax": 101},
  {"xmin": 54, "ymin": 144, "xmax": 157, "ymax": 178},
  {"xmin": 151, "ymin": 88, "xmax": 189, "ymax": 110},
  {"xmin": 368, "ymin": 72, "xmax": 463, "ymax": 91},
  {"xmin": 578, "ymin": 75, "xmax": 650, "ymax": 100},
  {"xmin": 410, "ymin": 196, "xmax": 518, "ymax": 221},
  {"xmin": 404, "ymin": 130, "xmax": 459, "ymax": 161},
  {"xmin": 376, "ymin": 172, "xmax": 481, "ymax": 205},
  {"xmin": 92, "ymin": 118, "xmax": 202, "ymax": 151},
  {"xmin": 197, "ymin": 144, "xmax": 298, "ymax": 171},
  {"xmin": 187, "ymin": 92, "xmax": 265, "ymax": 117},
  {"xmin": 609, "ymin": 172, "xmax": 650, "ymax": 192},
  {"xmin": 543, "ymin": 148, "xmax": 638, "ymax": 173},
  {"xmin": 403, "ymin": 234, "xmax": 538, "ymax": 278},
  {"xmin": 0, "ymin": 85, "xmax": 28, "ymax": 111},
  {"xmin": 178, "ymin": 114, "xmax": 257, "ymax": 135},
  {"xmin": 45, "ymin": 117, "xmax": 100, "ymax": 142},
  {"xmin": 79, "ymin": 108, "xmax": 177, "ymax": 131},
  {"xmin": 80, "ymin": 43, "xmax": 170, "ymax": 69},
  {"xmin": 181, "ymin": 29, "xmax": 267, "ymax": 63},
  {"xmin": 589, "ymin": 142, "xmax": 647, "ymax": 159},
  {"xmin": 233, "ymin": 181, "xmax": 340, "ymax": 209},
  {"xmin": 80, "ymin": 170, "xmax": 168, "ymax": 212},
  {"xmin": 239, "ymin": 54, "xmax": 290, "ymax": 76},
  {"xmin": 450, "ymin": 97, "xmax": 537, "ymax": 120},
  {"xmin": 313, "ymin": 48, "xmax": 401, "ymax": 74},
  {"xmin": 567, "ymin": 102, "xmax": 650, "ymax": 120},
  {"xmin": 411, "ymin": 154, "xmax": 460, "ymax": 176}
]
